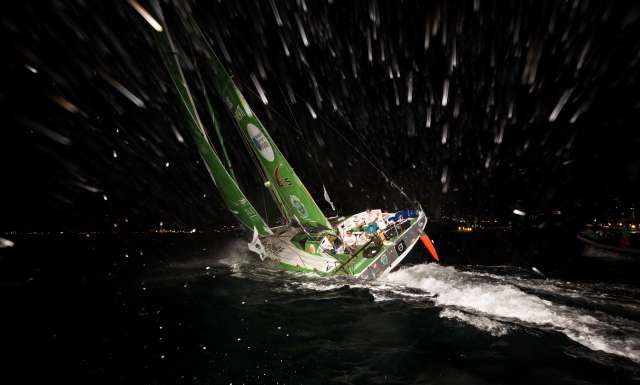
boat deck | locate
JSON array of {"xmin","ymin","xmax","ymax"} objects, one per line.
[{"xmin": 265, "ymin": 210, "xmax": 427, "ymax": 280}]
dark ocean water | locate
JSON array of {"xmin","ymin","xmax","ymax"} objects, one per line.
[{"xmin": 2, "ymin": 233, "xmax": 640, "ymax": 385}]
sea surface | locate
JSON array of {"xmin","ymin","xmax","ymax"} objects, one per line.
[{"xmin": 2, "ymin": 233, "xmax": 640, "ymax": 385}]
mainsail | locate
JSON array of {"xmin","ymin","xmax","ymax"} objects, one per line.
[
  {"xmin": 201, "ymin": 41, "xmax": 332, "ymax": 231},
  {"xmin": 155, "ymin": 10, "xmax": 272, "ymax": 236}
]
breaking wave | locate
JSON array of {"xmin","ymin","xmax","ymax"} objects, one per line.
[
  {"xmin": 385, "ymin": 263, "xmax": 640, "ymax": 364},
  {"xmin": 181, "ymin": 241, "xmax": 640, "ymax": 365}
]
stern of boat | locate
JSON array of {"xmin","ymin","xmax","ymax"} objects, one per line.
[{"xmin": 354, "ymin": 209, "xmax": 427, "ymax": 280}]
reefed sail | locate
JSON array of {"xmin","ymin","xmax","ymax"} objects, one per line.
[
  {"xmin": 199, "ymin": 41, "xmax": 331, "ymax": 230},
  {"xmin": 155, "ymin": 12, "xmax": 272, "ymax": 236}
]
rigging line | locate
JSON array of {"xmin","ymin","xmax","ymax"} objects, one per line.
[
  {"xmin": 246, "ymin": 78, "xmax": 409, "ymax": 201},
  {"xmin": 185, "ymin": 17, "xmax": 292, "ymax": 227},
  {"xmin": 274, "ymin": 82, "xmax": 330, "ymax": 202},
  {"xmin": 238, "ymin": 84, "xmax": 345, "ymax": 223},
  {"xmin": 190, "ymin": 50, "xmax": 236, "ymax": 179},
  {"xmin": 172, "ymin": 8, "xmax": 412, "ymax": 206},
  {"xmin": 231, "ymin": 99, "xmax": 291, "ymax": 226},
  {"xmin": 262, "ymin": 183, "xmax": 270, "ymax": 226},
  {"xmin": 293, "ymin": 215, "xmax": 314, "ymax": 241},
  {"xmin": 237, "ymin": 80, "xmax": 326, "ymax": 186},
  {"xmin": 274, "ymin": 85, "xmax": 392, "ymax": 180},
  {"xmin": 316, "ymin": 113, "xmax": 413, "ymax": 202},
  {"xmin": 240, "ymin": 83, "xmax": 413, "ymax": 205},
  {"xmin": 156, "ymin": 29, "xmax": 247, "ymax": 225},
  {"xmin": 230, "ymin": 82, "xmax": 292, "ymax": 225},
  {"xmin": 320, "ymin": 115, "xmax": 414, "ymax": 204}
]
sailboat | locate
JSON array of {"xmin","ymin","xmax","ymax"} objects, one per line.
[{"xmin": 153, "ymin": 5, "xmax": 439, "ymax": 280}]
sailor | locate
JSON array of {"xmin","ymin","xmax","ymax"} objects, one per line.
[
  {"xmin": 365, "ymin": 208, "xmax": 377, "ymax": 224},
  {"xmin": 320, "ymin": 236, "xmax": 334, "ymax": 253},
  {"xmin": 334, "ymin": 237, "xmax": 346, "ymax": 254},
  {"xmin": 366, "ymin": 218, "xmax": 379, "ymax": 235},
  {"xmin": 376, "ymin": 211, "xmax": 387, "ymax": 230},
  {"xmin": 343, "ymin": 229, "xmax": 357, "ymax": 253}
]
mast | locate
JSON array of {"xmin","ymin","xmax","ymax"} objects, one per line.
[
  {"xmin": 154, "ymin": 5, "xmax": 272, "ymax": 236},
  {"xmin": 196, "ymin": 27, "xmax": 332, "ymax": 231},
  {"xmin": 193, "ymin": 62, "xmax": 236, "ymax": 180}
]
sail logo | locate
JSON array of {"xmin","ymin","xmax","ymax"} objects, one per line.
[
  {"xmin": 274, "ymin": 164, "xmax": 292, "ymax": 187},
  {"xmin": 247, "ymin": 123, "xmax": 274, "ymax": 162},
  {"xmin": 289, "ymin": 195, "xmax": 309, "ymax": 218},
  {"xmin": 395, "ymin": 240, "xmax": 406, "ymax": 255}
]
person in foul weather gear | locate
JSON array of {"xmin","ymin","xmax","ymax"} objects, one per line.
[
  {"xmin": 343, "ymin": 229, "xmax": 357, "ymax": 253},
  {"xmin": 376, "ymin": 211, "xmax": 388, "ymax": 230},
  {"xmin": 365, "ymin": 208, "xmax": 377, "ymax": 224}
]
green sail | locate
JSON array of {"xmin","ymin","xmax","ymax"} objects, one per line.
[
  {"xmin": 203, "ymin": 49, "xmax": 332, "ymax": 231},
  {"xmin": 155, "ymin": 14, "xmax": 272, "ymax": 236}
]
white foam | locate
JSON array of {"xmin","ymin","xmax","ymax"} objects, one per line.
[
  {"xmin": 385, "ymin": 263, "xmax": 640, "ymax": 363},
  {"xmin": 440, "ymin": 308, "xmax": 512, "ymax": 337},
  {"xmin": 299, "ymin": 282, "xmax": 345, "ymax": 292},
  {"xmin": 0, "ymin": 237, "xmax": 15, "ymax": 248},
  {"xmin": 211, "ymin": 250, "xmax": 640, "ymax": 364},
  {"xmin": 166, "ymin": 239, "xmax": 254, "ymax": 272},
  {"xmin": 214, "ymin": 239, "xmax": 255, "ymax": 267}
]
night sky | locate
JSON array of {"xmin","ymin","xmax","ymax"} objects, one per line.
[{"xmin": 2, "ymin": 0, "xmax": 640, "ymax": 232}]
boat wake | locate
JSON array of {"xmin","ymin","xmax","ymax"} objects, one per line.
[
  {"xmin": 174, "ymin": 242, "xmax": 640, "ymax": 366},
  {"xmin": 384, "ymin": 263, "xmax": 640, "ymax": 364},
  {"xmin": 164, "ymin": 239, "xmax": 252, "ymax": 271},
  {"xmin": 250, "ymin": 260, "xmax": 640, "ymax": 365}
]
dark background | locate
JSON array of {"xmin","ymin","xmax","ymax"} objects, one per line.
[{"xmin": 1, "ymin": 0, "xmax": 639, "ymax": 233}]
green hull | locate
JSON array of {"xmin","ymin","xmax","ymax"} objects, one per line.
[{"xmin": 264, "ymin": 210, "xmax": 427, "ymax": 280}]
